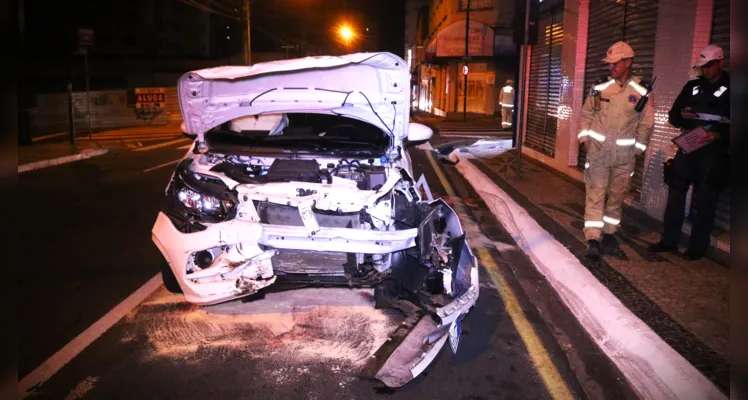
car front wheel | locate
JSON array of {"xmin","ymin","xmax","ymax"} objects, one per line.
[{"xmin": 161, "ymin": 262, "xmax": 183, "ymax": 293}]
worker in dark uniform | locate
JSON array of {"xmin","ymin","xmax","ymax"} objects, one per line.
[{"xmin": 648, "ymin": 45, "xmax": 730, "ymax": 260}]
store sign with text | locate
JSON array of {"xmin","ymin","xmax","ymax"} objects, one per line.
[{"xmin": 432, "ymin": 20, "xmax": 494, "ymax": 57}]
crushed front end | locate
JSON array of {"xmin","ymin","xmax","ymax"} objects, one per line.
[{"xmin": 151, "ymin": 153, "xmax": 478, "ymax": 386}]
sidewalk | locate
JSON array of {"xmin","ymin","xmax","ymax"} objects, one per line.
[
  {"xmin": 412, "ymin": 110, "xmax": 505, "ymax": 127},
  {"xmin": 464, "ymin": 149, "xmax": 729, "ymax": 393},
  {"xmin": 19, "ymin": 122, "xmax": 183, "ymax": 171}
]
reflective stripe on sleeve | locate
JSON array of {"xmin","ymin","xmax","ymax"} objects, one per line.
[
  {"xmin": 585, "ymin": 221, "xmax": 605, "ymax": 228},
  {"xmin": 603, "ymin": 216, "xmax": 621, "ymax": 225},
  {"xmin": 594, "ymin": 79, "xmax": 616, "ymax": 91},
  {"xmin": 635, "ymin": 142, "xmax": 647, "ymax": 152},
  {"xmin": 578, "ymin": 130, "xmax": 606, "ymax": 142},
  {"xmin": 713, "ymin": 86, "xmax": 727, "ymax": 97},
  {"xmin": 628, "ymin": 80, "xmax": 648, "ymax": 96},
  {"xmin": 616, "ymin": 138, "xmax": 636, "ymax": 146}
]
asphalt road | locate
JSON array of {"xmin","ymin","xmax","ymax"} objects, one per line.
[{"xmin": 18, "ymin": 130, "xmax": 628, "ymax": 400}]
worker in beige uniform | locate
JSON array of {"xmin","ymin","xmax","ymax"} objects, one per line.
[
  {"xmin": 498, "ymin": 79, "xmax": 514, "ymax": 129},
  {"xmin": 579, "ymin": 41, "xmax": 655, "ymax": 260}
]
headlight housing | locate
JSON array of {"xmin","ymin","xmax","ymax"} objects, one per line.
[
  {"xmin": 177, "ymin": 187, "xmax": 235, "ymax": 216},
  {"xmin": 162, "ymin": 159, "xmax": 238, "ymax": 231}
]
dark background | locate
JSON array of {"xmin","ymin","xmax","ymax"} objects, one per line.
[{"xmin": 20, "ymin": 0, "xmax": 405, "ymax": 94}]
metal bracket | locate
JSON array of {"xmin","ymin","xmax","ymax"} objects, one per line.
[
  {"xmin": 415, "ymin": 174, "xmax": 434, "ymax": 202},
  {"xmin": 298, "ymin": 200, "xmax": 320, "ymax": 236}
]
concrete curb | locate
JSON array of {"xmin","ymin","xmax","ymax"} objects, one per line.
[
  {"xmin": 449, "ymin": 151, "xmax": 725, "ymax": 400},
  {"xmin": 18, "ymin": 148, "xmax": 110, "ymax": 174}
]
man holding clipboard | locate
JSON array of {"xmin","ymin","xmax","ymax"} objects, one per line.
[{"xmin": 648, "ymin": 45, "xmax": 730, "ymax": 260}]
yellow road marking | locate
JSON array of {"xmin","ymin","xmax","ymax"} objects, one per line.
[
  {"xmin": 425, "ymin": 150, "xmax": 574, "ymax": 400},
  {"xmin": 425, "ymin": 151, "xmax": 457, "ymax": 197}
]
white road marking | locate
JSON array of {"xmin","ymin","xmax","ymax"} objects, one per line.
[
  {"xmin": 177, "ymin": 144, "xmax": 193, "ymax": 150},
  {"xmin": 144, "ymin": 158, "xmax": 182, "ymax": 173},
  {"xmin": 64, "ymin": 376, "xmax": 100, "ymax": 400},
  {"xmin": 18, "ymin": 274, "xmax": 163, "ymax": 399},
  {"xmin": 32, "ymin": 132, "xmax": 68, "ymax": 142},
  {"xmin": 133, "ymin": 138, "xmax": 190, "ymax": 152}
]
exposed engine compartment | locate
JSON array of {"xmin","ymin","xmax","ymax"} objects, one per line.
[{"xmin": 204, "ymin": 155, "xmax": 388, "ymax": 191}]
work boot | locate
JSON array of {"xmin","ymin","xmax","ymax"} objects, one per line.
[
  {"xmin": 601, "ymin": 234, "xmax": 619, "ymax": 255},
  {"xmin": 681, "ymin": 250, "xmax": 704, "ymax": 261},
  {"xmin": 585, "ymin": 240, "xmax": 602, "ymax": 261},
  {"xmin": 647, "ymin": 241, "xmax": 678, "ymax": 253}
]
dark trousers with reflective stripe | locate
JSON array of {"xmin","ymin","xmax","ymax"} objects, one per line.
[{"xmin": 661, "ymin": 150, "xmax": 722, "ymax": 254}]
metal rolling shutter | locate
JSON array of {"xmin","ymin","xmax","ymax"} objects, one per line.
[
  {"xmin": 580, "ymin": 0, "xmax": 658, "ymax": 202},
  {"xmin": 525, "ymin": 7, "xmax": 563, "ymax": 157},
  {"xmin": 579, "ymin": 0, "xmax": 625, "ymax": 168},
  {"xmin": 711, "ymin": 0, "xmax": 730, "ymax": 232},
  {"xmin": 711, "ymin": 0, "xmax": 730, "ymax": 69}
]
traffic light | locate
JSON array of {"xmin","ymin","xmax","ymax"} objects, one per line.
[{"xmin": 512, "ymin": 0, "xmax": 539, "ymax": 45}]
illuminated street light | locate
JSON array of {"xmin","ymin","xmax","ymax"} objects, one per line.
[
  {"xmin": 337, "ymin": 24, "xmax": 356, "ymax": 53},
  {"xmin": 338, "ymin": 25, "xmax": 354, "ymax": 42}
]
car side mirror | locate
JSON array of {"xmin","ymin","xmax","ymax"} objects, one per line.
[
  {"xmin": 181, "ymin": 121, "xmax": 196, "ymax": 139},
  {"xmin": 405, "ymin": 122, "xmax": 433, "ymax": 147}
]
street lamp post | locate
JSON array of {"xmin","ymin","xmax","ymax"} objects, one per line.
[{"xmin": 463, "ymin": 0, "xmax": 471, "ymax": 121}]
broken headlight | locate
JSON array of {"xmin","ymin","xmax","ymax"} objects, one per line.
[
  {"xmin": 177, "ymin": 187, "xmax": 235, "ymax": 215},
  {"xmin": 162, "ymin": 159, "xmax": 238, "ymax": 231}
]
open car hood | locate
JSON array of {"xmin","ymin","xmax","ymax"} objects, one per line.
[{"xmin": 178, "ymin": 52, "xmax": 411, "ymax": 142}]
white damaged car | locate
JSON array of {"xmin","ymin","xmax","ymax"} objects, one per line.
[{"xmin": 151, "ymin": 52, "xmax": 479, "ymax": 387}]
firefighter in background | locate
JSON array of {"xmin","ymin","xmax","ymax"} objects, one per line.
[
  {"xmin": 648, "ymin": 45, "xmax": 730, "ymax": 260},
  {"xmin": 498, "ymin": 79, "xmax": 514, "ymax": 129},
  {"xmin": 579, "ymin": 41, "xmax": 655, "ymax": 260}
]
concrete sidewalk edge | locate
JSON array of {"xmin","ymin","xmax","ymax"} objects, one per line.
[
  {"xmin": 448, "ymin": 151, "xmax": 726, "ymax": 400},
  {"xmin": 18, "ymin": 148, "xmax": 110, "ymax": 174},
  {"xmin": 519, "ymin": 147, "xmax": 731, "ymax": 258}
]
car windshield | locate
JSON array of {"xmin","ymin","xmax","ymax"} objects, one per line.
[{"xmin": 205, "ymin": 113, "xmax": 390, "ymax": 157}]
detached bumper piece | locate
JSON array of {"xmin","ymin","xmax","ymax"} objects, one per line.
[{"xmin": 365, "ymin": 199, "xmax": 479, "ymax": 387}]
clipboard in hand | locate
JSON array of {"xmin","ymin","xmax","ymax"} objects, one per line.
[{"xmin": 672, "ymin": 126, "xmax": 713, "ymax": 154}]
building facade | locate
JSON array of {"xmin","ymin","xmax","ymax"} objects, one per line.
[
  {"xmin": 406, "ymin": 0, "xmax": 518, "ymax": 117},
  {"xmin": 516, "ymin": 0, "xmax": 731, "ymax": 250}
]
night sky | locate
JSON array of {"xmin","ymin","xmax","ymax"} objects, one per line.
[
  {"xmin": 21, "ymin": 0, "xmax": 405, "ymax": 59},
  {"xmin": 251, "ymin": 0, "xmax": 405, "ymax": 56}
]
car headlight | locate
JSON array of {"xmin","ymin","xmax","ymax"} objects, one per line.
[
  {"xmin": 177, "ymin": 187, "xmax": 235, "ymax": 214},
  {"xmin": 161, "ymin": 159, "xmax": 239, "ymax": 231}
]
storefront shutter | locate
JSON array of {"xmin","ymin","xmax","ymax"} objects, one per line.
[
  {"xmin": 711, "ymin": 0, "xmax": 730, "ymax": 232},
  {"xmin": 580, "ymin": 0, "xmax": 658, "ymax": 201},
  {"xmin": 524, "ymin": 6, "xmax": 563, "ymax": 157},
  {"xmin": 579, "ymin": 0, "xmax": 626, "ymax": 169}
]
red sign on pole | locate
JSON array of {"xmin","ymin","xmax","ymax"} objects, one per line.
[{"xmin": 78, "ymin": 28, "xmax": 94, "ymax": 47}]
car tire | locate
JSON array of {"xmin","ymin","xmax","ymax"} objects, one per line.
[{"xmin": 161, "ymin": 262, "xmax": 183, "ymax": 293}]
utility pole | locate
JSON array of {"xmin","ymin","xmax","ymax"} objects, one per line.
[
  {"xmin": 83, "ymin": 48, "xmax": 92, "ymax": 140},
  {"xmin": 19, "ymin": 0, "xmax": 31, "ymax": 146},
  {"xmin": 462, "ymin": 0, "xmax": 470, "ymax": 121},
  {"xmin": 244, "ymin": 0, "xmax": 251, "ymax": 65}
]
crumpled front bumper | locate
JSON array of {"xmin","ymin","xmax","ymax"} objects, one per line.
[
  {"xmin": 152, "ymin": 211, "xmax": 420, "ymax": 305},
  {"xmin": 152, "ymin": 195, "xmax": 480, "ymax": 388},
  {"xmin": 364, "ymin": 201, "xmax": 480, "ymax": 387}
]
